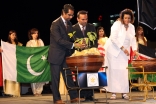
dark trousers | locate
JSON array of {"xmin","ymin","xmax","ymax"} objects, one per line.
[
  {"xmin": 80, "ymin": 89, "xmax": 93, "ymax": 98},
  {"xmin": 50, "ymin": 62, "xmax": 78, "ymax": 102}
]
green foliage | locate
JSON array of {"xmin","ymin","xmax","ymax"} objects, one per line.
[{"xmin": 87, "ymin": 32, "xmax": 97, "ymax": 45}]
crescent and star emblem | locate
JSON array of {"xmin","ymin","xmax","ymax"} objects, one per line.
[{"xmin": 27, "ymin": 55, "xmax": 46, "ymax": 76}]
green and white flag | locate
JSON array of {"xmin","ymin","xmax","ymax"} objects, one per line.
[{"xmin": 1, "ymin": 40, "xmax": 51, "ymax": 83}]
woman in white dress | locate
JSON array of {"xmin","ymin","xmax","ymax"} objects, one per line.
[
  {"xmin": 104, "ymin": 9, "xmax": 138, "ymax": 100},
  {"xmin": 26, "ymin": 28, "xmax": 47, "ymax": 96}
]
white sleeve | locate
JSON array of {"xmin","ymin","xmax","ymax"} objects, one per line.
[
  {"xmin": 26, "ymin": 41, "xmax": 31, "ymax": 47},
  {"xmin": 39, "ymin": 39, "xmax": 44, "ymax": 46},
  {"xmin": 131, "ymin": 36, "xmax": 137, "ymax": 51},
  {"xmin": 110, "ymin": 21, "xmax": 123, "ymax": 49}
]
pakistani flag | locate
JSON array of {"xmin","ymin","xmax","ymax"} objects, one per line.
[{"xmin": 1, "ymin": 41, "xmax": 51, "ymax": 83}]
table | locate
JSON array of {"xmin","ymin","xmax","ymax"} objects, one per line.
[{"xmin": 128, "ymin": 66, "xmax": 156, "ymax": 101}]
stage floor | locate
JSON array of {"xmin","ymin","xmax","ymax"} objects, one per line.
[{"xmin": 0, "ymin": 91, "xmax": 156, "ymax": 104}]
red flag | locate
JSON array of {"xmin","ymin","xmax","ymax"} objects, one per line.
[
  {"xmin": 97, "ymin": 44, "xmax": 105, "ymax": 71},
  {"xmin": 128, "ymin": 46, "xmax": 153, "ymax": 64},
  {"xmin": 128, "ymin": 46, "xmax": 134, "ymax": 64},
  {"xmin": 137, "ymin": 53, "xmax": 153, "ymax": 60},
  {"xmin": 98, "ymin": 44, "xmax": 105, "ymax": 56},
  {"xmin": 0, "ymin": 54, "xmax": 3, "ymax": 86}
]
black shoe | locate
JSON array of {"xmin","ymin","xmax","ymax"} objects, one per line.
[
  {"xmin": 84, "ymin": 96, "xmax": 98, "ymax": 102},
  {"xmin": 84, "ymin": 98, "xmax": 92, "ymax": 102}
]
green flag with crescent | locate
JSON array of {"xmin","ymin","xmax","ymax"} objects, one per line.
[{"xmin": 1, "ymin": 41, "xmax": 51, "ymax": 83}]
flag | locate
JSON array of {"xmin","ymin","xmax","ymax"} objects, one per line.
[
  {"xmin": 128, "ymin": 47, "xmax": 137, "ymax": 79},
  {"xmin": 1, "ymin": 41, "xmax": 51, "ymax": 83},
  {"xmin": 128, "ymin": 47, "xmax": 133, "ymax": 64},
  {"xmin": 138, "ymin": 43, "xmax": 156, "ymax": 58},
  {"xmin": 128, "ymin": 46, "xmax": 154, "ymax": 62},
  {"xmin": 128, "ymin": 46, "xmax": 154, "ymax": 79},
  {"xmin": 98, "ymin": 44, "xmax": 105, "ymax": 56},
  {"xmin": 97, "ymin": 44, "xmax": 105, "ymax": 72},
  {"xmin": 137, "ymin": 0, "xmax": 156, "ymax": 30},
  {"xmin": 0, "ymin": 54, "xmax": 3, "ymax": 86}
]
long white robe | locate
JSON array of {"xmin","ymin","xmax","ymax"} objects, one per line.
[
  {"xmin": 26, "ymin": 39, "xmax": 47, "ymax": 94},
  {"xmin": 104, "ymin": 21, "xmax": 137, "ymax": 93}
]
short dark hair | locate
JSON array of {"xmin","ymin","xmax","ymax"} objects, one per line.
[
  {"xmin": 61, "ymin": 4, "xmax": 74, "ymax": 14},
  {"xmin": 28, "ymin": 28, "xmax": 40, "ymax": 40},
  {"xmin": 119, "ymin": 8, "xmax": 134, "ymax": 24},
  {"xmin": 77, "ymin": 10, "xmax": 88, "ymax": 18}
]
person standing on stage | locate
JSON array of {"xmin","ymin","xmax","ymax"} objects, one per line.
[
  {"xmin": 104, "ymin": 8, "xmax": 138, "ymax": 100},
  {"xmin": 48, "ymin": 4, "xmax": 85, "ymax": 104}
]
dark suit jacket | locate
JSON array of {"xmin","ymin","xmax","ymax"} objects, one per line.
[
  {"xmin": 48, "ymin": 17, "xmax": 74, "ymax": 65},
  {"xmin": 72, "ymin": 23, "xmax": 98, "ymax": 50}
]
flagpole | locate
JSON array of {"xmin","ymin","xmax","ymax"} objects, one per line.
[
  {"xmin": 137, "ymin": 0, "xmax": 140, "ymax": 27},
  {"xmin": 1, "ymin": 40, "xmax": 5, "ymax": 94}
]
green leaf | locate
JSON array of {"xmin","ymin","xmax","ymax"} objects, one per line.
[{"xmin": 87, "ymin": 32, "xmax": 97, "ymax": 45}]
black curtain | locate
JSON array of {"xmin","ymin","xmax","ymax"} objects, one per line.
[
  {"xmin": 138, "ymin": 43, "xmax": 156, "ymax": 58},
  {"xmin": 137, "ymin": 0, "xmax": 156, "ymax": 30}
]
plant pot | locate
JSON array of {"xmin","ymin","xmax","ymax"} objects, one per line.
[
  {"xmin": 131, "ymin": 59, "xmax": 156, "ymax": 72},
  {"xmin": 66, "ymin": 55, "xmax": 104, "ymax": 72}
]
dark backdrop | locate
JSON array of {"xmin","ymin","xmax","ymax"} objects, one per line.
[{"xmin": 0, "ymin": 0, "xmax": 155, "ymax": 46}]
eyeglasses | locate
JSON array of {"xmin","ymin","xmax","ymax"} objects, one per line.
[{"xmin": 67, "ymin": 14, "xmax": 74, "ymax": 17}]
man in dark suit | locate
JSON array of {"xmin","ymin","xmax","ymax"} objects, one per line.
[
  {"xmin": 48, "ymin": 4, "xmax": 85, "ymax": 104},
  {"xmin": 73, "ymin": 10, "xmax": 97, "ymax": 49},
  {"xmin": 72, "ymin": 10, "xmax": 98, "ymax": 101}
]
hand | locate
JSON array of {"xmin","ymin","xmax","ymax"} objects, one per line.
[
  {"xmin": 121, "ymin": 46, "xmax": 129, "ymax": 56},
  {"xmin": 133, "ymin": 50, "xmax": 139, "ymax": 59},
  {"xmin": 74, "ymin": 43, "xmax": 86, "ymax": 49},
  {"xmin": 123, "ymin": 49, "xmax": 129, "ymax": 56}
]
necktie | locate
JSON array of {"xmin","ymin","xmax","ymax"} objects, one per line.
[
  {"xmin": 65, "ymin": 21, "xmax": 68, "ymax": 30},
  {"xmin": 82, "ymin": 26, "xmax": 85, "ymax": 36}
]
